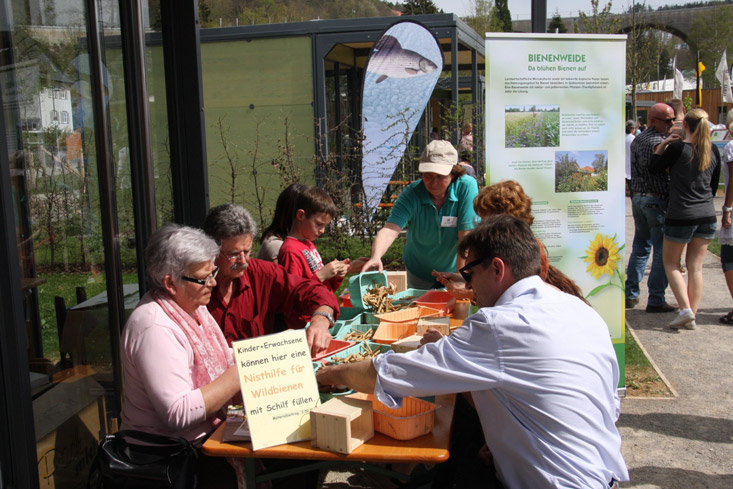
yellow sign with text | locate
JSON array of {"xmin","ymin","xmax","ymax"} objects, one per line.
[{"xmin": 232, "ymin": 329, "xmax": 320, "ymax": 450}]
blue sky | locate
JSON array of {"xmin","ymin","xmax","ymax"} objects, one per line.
[
  {"xmin": 556, "ymin": 150, "xmax": 608, "ymax": 168},
  {"xmin": 433, "ymin": 0, "xmax": 675, "ymax": 20}
]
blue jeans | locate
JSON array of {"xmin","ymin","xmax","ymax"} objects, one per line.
[{"xmin": 625, "ymin": 194, "xmax": 668, "ymax": 306}]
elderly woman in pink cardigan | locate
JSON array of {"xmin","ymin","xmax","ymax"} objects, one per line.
[{"xmin": 120, "ymin": 224, "xmax": 242, "ymax": 486}]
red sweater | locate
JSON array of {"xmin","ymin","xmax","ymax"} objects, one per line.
[
  {"xmin": 277, "ymin": 237, "xmax": 343, "ymax": 292},
  {"xmin": 206, "ymin": 258, "xmax": 339, "ymax": 345}
]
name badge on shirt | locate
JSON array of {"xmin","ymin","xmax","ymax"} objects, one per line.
[{"xmin": 441, "ymin": 216, "xmax": 457, "ymax": 228}]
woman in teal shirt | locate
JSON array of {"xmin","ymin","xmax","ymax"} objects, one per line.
[{"xmin": 362, "ymin": 140, "xmax": 479, "ymax": 289}]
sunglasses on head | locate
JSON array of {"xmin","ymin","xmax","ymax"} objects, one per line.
[{"xmin": 459, "ymin": 257, "xmax": 491, "ymax": 283}]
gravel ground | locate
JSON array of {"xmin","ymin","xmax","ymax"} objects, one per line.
[{"xmin": 619, "ymin": 195, "xmax": 733, "ymax": 489}]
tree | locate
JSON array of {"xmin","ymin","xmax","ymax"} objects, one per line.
[
  {"xmin": 576, "ymin": 0, "xmax": 620, "ymax": 34},
  {"xmin": 199, "ymin": 0, "xmax": 212, "ymax": 26},
  {"xmin": 494, "ymin": 0, "xmax": 512, "ymax": 32},
  {"xmin": 466, "ymin": 0, "xmax": 505, "ymax": 36},
  {"xmin": 401, "ymin": 0, "xmax": 442, "ymax": 15},
  {"xmin": 547, "ymin": 9, "xmax": 567, "ymax": 33},
  {"xmin": 687, "ymin": 5, "xmax": 733, "ymax": 89},
  {"xmin": 592, "ymin": 153, "xmax": 607, "ymax": 172},
  {"xmin": 626, "ymin": 2, "xmax": 653, "ymax": 123}
]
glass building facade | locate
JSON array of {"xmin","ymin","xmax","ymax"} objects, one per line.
[{"xmin": 0, "ymin": 5, "xmax": 482, "ymax": 486}]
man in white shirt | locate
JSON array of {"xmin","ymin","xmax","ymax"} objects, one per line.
[
  {"xmin": 317, "ymin": 215, "xmax": 629, "ymax": 488},
  {"xmin": 625, "ymin": 119, "xmax": 636, "ymax": 195}
]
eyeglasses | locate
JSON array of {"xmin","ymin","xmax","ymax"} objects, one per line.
[
  {"xmin": 222, "ymin": 249, "xmax": 252, "ymax": 261},
  {"xmin": 459, "ymin": 257, "xmax": 490, "ymax": 283},
  {"xmin": 653, "ymin": 117, "xmax": 675, "ymax": 124},
  {"xmin": 181, "ymin": 266, "xmax": 219, "ymax": 287}
]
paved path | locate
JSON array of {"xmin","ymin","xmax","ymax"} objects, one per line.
[{"xmin": 620, "ymin": 196, "xmax": 733, "ymax": 489}]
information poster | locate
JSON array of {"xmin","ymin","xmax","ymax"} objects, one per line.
[
  {"xmin": 232, "ymin": 329, "xmax": 320, "ymax": 450},
  {"xmin": 485, "ymin": 33, "xmax": 627, "ymax": 383}
]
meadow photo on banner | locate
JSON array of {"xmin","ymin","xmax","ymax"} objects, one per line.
[{"xmin": 504, "ymin": 104, "xmax": 560, "ymax": 148}]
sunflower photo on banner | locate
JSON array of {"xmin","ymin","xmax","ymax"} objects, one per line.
[
  {"xmin": 583, "ymin": 233, "xmax": 624, "ymax": 294},
  {"xmin": 360, "ymin": 20, "xmax": 443, "ymax": 219}
]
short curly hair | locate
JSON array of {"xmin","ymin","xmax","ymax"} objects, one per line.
[{"xmin": 473, "ymin": 180, "xmax": 533, "ymax": 225}]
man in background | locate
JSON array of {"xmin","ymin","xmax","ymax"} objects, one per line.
[
  {"xmin": 625, "ymin": 119, "xmax": 636, "ymax": 197},
  {"xmin": 625, "ymin": 103, "xmax": 678, "ymax": 312},
  {"xmin": 202, "ymin": 204, "xmax": 339, "ymax": 355},
  {"xmin": 666, "ymin": 98, "xmax": 685, "ymax": 137}
]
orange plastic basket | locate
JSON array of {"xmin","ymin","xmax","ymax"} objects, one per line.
[
  {"xmin": 348, "ymin": 393, "xmax": 438, "ymax": 440},
  {"xmin": 372, "ymin": 322, "xmax": 417, "ymax": 345},
  {"xmin": 374, "ymin": 306, "xmax": 441, "ymax": 325}
]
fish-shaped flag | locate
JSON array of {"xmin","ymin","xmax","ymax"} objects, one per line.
[
  {"xmin": 368, "ymin": 35, "xmax": 439, "ymax": 84},
  {"xmin": 360, "ymin": 21, "xmax": 443, "ymax": 220}
]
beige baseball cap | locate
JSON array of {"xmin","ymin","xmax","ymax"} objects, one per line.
[{"xmin": 418, "ymin": 140, "xmax": 458, "ymax": 176}]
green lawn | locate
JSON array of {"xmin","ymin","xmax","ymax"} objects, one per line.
[
  {"xmin": 708, "ymin": 237, "xmax": 721, "ymax": 257},
  {"xmin": 36, "ymin": 271, "xmax": 137, "ymax": 362},
  {"xmin": 625, "ymin": 326, "xmax": 650, "ymax": 367}
]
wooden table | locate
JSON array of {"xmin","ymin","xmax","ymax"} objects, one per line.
[{"xmin": 203, "ymin": 394, "xmax": 456, "ymax": 487}]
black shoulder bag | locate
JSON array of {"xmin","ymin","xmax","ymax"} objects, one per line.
[{"xmin": 88, "ymin": 430, "xmax": 198, "ymax": 489}]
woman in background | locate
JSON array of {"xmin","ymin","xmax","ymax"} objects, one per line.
[
  {"xmin": 257, "ymin": 182, "xmax": 306, "ymax": 261},
  {"xmin": 362, "ymin": 140, "xmax": 479, "ymax": 289},
  {"xmin": 650, "ymin": 108, "xmax": 721, "ymax": 330},
  {"xmin": 718, "ymin": 111, "xmax": 733, "ymax": 324},
  {"xmin": 434, "ymin": 179, "xmax": 586, "ymax": 303},
  {"xmin": 458, "ymin": 122, "xmax": 474, "ymax": 152}
]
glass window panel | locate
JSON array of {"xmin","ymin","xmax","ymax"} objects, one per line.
[
  {"xmin": 0, "ymin": 0, "xmax": 158, "ymax": 486},
  {"xmin": 201, "ymin": 35, "xmax": 314, "ymax": 228}
]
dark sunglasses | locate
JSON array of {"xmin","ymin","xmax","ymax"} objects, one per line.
[
  {"xmin": 181, "ymin": 266, "xmax": 219, "ymax": 287},
  {"xmin": 653, "ymin": 116, "xmax": 675, "ymax": 124},
  {"xmin": 459, "ymin": 257, "xmax": 490, "ymax": 283}
]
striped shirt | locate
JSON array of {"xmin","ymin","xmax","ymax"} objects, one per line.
[{"xmin": 630, "ymin": 128, "xmax": 670, "ymax": 195}]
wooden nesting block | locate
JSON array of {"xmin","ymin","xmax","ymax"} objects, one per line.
[
  {"xmin": 417, "ymin": 316, "xmax": 451, "ymax": 336},
  {"xmin": 386, "ymin": 271, "xmax": 408, "ymax": 293},
  {"xmin": 391, "ymin": 333, "xmax": 424, "ymax": 353},
  {"xmin": 310, "ymin": 397, "xmax": 374, "ymax": 454}
]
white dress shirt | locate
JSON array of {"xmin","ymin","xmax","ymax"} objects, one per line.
[
  {"xmin": 372, "ymin": 276, "xmax": 629, "ymax": 488},
  {"xmin": 625, "ymin": 132, "xmax": 635, "ymax": 180}
]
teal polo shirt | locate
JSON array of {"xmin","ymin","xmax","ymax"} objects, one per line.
[{"xmin": 387, "ymin": 175, "xmax": 479, "ymax": 284}]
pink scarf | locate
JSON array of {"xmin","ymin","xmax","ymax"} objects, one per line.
[
  {"xmin": 152, "ymin": 290, "xmax": 233, "ymax": 388},
  {"xmin": 152, "ymin": 291, "xmax": 268, "ymax": 489}
]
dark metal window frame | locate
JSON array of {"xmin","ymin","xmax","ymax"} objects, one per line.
[{"xmin": 0, "ymin": 0, "xmax": 205, "ymax": 485}]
